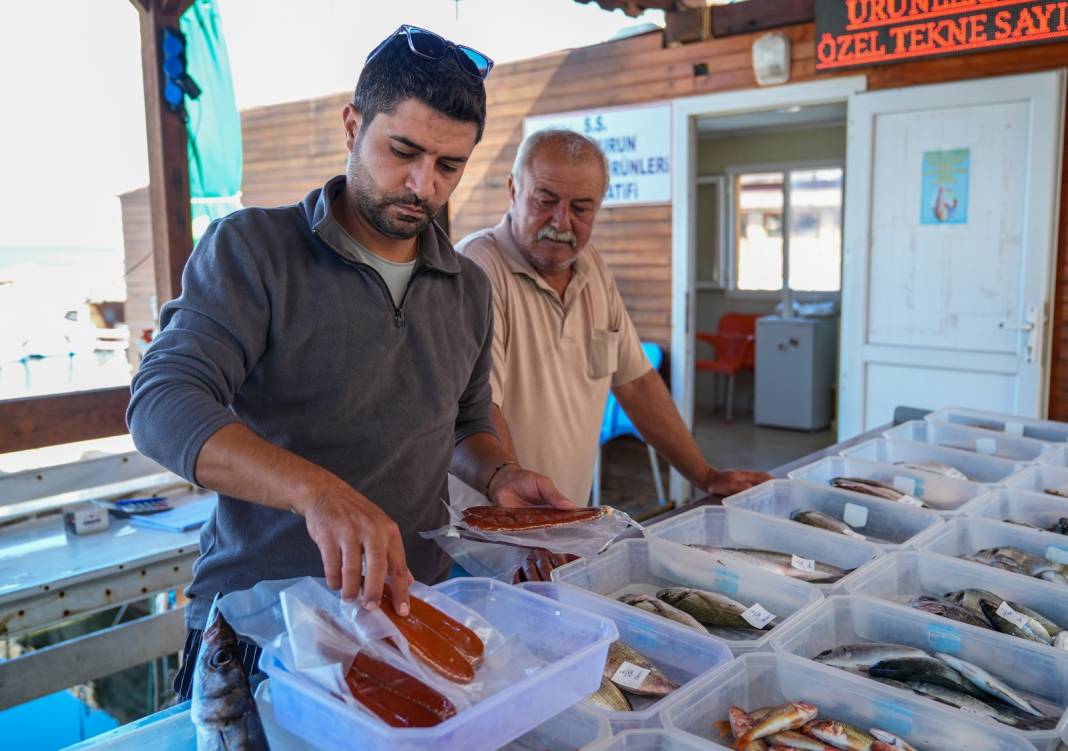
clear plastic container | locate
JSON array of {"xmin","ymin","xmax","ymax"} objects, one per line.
[
  {"xmin": 583, "ymin": 729, "xmax": 726, "ymax": 751},
  {"xmin": 641, "ymin": 505, "xmax": 883, "ymax": 592},
  {"xmin": 500, "ymin": 703, "xmax": 613, "ymax": 751},
  {"xmin": 787, "ymin": 455, "xmax": 987, "ymax": 514},
  {"xmin": 61, "ymin": 703, "xmax": 195, "ymax": 751},
  {"xmin": 1040, "ymin": 445, "xmax": 1068, "ymax": 469},
  {"xmin": 844, "ymin": 551, "xmax": 1068, "ymax": 654},
  {"xmin": 262, "ymin": 577, "xmax": 619, "ymax": 751},
  {"xmin": 660, "ymin": 652, "xmax": 1036, "ymax": 751},
  {"xmin": 841, "ymin": 438, "xmax": 1026, "ymax": 484},
  {"xmin": 918, "ymin": 516, "xmax": 1068, "ymax": 586},
  {"xmin": 968, "ymin": 488, "xmax": 1068, "ymax": 533},
  {"xmin": 1003, "ymin": 465, "xmax": 1068, "ymax": 495},
  {"xmin": 770, "ymin": 595, "xmax": 1068, "ymax": 749},
  {"xmin": 519, "ymin": 581, "xmax": 734, "ymax": 731},
  {"xmin": 926, "ymin": 406, "xmax": 1068, "ymax": 444},
  {"xmin": 885, "ymin": 420, "xmax": 1057, "ymax": 463},
  {"xmin": 723, "ymin": 478, "xmax": 945, "ymax": 549},
  {"xmin": 550, "ymin": 538, "xmax": 823, "ymax": 654}
]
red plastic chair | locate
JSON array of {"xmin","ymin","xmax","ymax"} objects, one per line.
[{"xmin": 695, "ymin": 313, "xmax": 760, "ymax": 423}]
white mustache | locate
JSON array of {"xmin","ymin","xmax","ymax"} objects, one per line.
[{"xmin": 537, "ymin": 226, "xmax": 577, "ymax": 248}]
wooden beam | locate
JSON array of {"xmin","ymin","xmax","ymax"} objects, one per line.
[
  {"xmin": 711, "ymin": 0, "xmax": 814, "ymax": 37},
  {"xmin": 134, "ymin": 0, "xmax": 195, "ymax": 306},
  {"xmin": 0, "ymin": 388, "xmax": 130, "ymax": 453}
]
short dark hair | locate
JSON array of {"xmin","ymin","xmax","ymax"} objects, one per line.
[{"xmin": 353, "ymin": 35, "xmax": 487, "ymax": 142}]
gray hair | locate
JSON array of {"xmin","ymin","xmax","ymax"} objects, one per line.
[{"xmin": 511, "ymin": 128, "xmax": 610, "ymax": 196}]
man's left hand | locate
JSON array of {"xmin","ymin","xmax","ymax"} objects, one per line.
[
  {"xmin": 488, "ymin": 464, "xmax": 575, "ymax": 509},
  {"xmin": 703, "ymin": 467, "xmax": 773, "ymax": 497},
  {"xmin": 512, "ymin": 548, "xmax": 579, "ymax": 583}
]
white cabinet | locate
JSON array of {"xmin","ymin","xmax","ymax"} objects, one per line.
[{"xmin": 755, "ymin": 316, "xmax": 836, "ymax": 430}]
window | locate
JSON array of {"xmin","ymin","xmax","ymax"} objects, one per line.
[{"xmin": 731, "ymin": 165, "xmax": 843, "ymax": 293}]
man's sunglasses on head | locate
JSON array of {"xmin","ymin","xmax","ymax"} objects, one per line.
[{"xmin": 366, "ymin": 25, "xmax": 494, "ymax": 80}]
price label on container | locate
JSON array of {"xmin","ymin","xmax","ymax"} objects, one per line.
[
  {"xmin": 975, "ymin": 438, "xmax": 997, "ymax": 455},
  {"xmin": 1046, "ymin": 546, "xmax": 1068, "ymax": 566},
  {"xmin": 996, "ymin": 601, "xmax": 1033, "ymax": 631},
  {"xmin": 892, "ymin": 476, "xmax": 918, "ymax": 496},
  {"xmin": 611, "ymin": 661, "xmax": 651, "ymax": 691},
  {"xmin": 791, "ymin": 554, "xmax": 816, "ymax": 573},
  {"xmin": 1005, "ymin": 422, "xmax": 1025, "ymax": 437},
  {"xmin": 898, "ymin": 494, "xmax": 925, "ymax": 508},
  {"xmin": 843, "ymin": 502, "xmax": 869, "ymax": 529},
  {"xmin": 741, "ymin": 602, "xmax": 775, "ymax": 629}
]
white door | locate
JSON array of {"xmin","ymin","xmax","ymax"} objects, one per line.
[{"xmin": 838, "ymin": 70, "xmax": 1065, "ymax": 440}]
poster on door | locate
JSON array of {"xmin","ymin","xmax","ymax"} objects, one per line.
[{"xmin": 920, "ymin": 149, "xmax": 970, "ymax": 225}]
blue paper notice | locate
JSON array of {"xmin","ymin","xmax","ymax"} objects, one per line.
[{"xmin": 920, "ymin": 149, "xmax": 969, "ymax": 225}]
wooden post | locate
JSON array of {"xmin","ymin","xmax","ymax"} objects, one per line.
[{"xmin": 133, "ymin": 0, "xmax": 197, "ymax": 306}]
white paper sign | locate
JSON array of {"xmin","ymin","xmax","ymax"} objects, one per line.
[
  {"xmin": 898, "ymin": 494, "xmax": 925, "ymax": 508},
  {"xmin": 523, "ymin": 103, "xmax": 672, "ymax": 206},
  {"xmin": 843, "ymin": 502, "xmax": 869, "ymax": 529},
  {"xmin": 791, "ymin": 554, "xmax": 816, "ymax": 572},
  {"xmin": 741, "ymin": 602, "xmax": 776, "ymax": 629},
  {"xmin": 892, "ymin": 476, "xmax": 917, "ymax": 495},
  {"xmin": 975, "ymin": 438, "xmax": 997, "ymax": 455},
  {"xmin": 996, "ymin": 601, "xmax": 1032, "ymax": 631},
  {"xmin": 612, "ymin": 661, "xmax": 651, "ymax": 691}
]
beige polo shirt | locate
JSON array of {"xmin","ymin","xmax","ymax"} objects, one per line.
[{"xmin": 457, "ymin": 213, "xmax": 651, "ymax": 505}]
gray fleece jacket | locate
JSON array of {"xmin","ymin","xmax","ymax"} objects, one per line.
[{"xmin": 127, "ymin": 175, "xmax": 495, "ymax": 629}]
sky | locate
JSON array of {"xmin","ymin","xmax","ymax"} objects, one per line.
[{"xmin": 0, "ymin": 0, "xmax": 663, "ymax": 253}]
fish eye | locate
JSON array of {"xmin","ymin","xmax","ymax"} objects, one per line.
[{"xmin": 211, "ymin": 649, "xmax": 233, "ymax": 668}]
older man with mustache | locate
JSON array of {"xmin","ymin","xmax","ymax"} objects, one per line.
[{"xmin": 456, "ymin": 129, "xmax": 771, "ymax": 579}]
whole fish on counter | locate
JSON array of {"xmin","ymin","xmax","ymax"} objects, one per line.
[
  {"xmin": 616, "ymin": 593, "xmax": 706, "ymax": 633},
  {"xmin": 903, "ymin": 595, "xmax": 992, "ymax": 630},
  {"xmin": 894, "ymin": 461, "xmax": 969, "ymax": 481},
  {"xmin": 830, "ymin": 476, "xmax": 906, "ymax": 502},
  {"xmin": 192, "ymin": 606, "xmax": 270, "ymax": 751},
  {"xmin": 686, "ymin": 544, "xmax": 852, "ymax": 584},
  {"xmin": 657, "ymin": 587, "xmax": 775, "ymax": 631},
  {"xmin": 1045, "ymin": 487, "xmax": 1068, "ymax": 499},
  {"xmin": 717, "ymin": 702, "xmax": 919, "ymax": 751},
  {"xmin": 814, "ymin": 643, "xmax": 928, "ymax": 673},
  {"xmin": 902, "ymin": 589, "xmax": 1068, "ymax": 649},
  {"xmin": 791, "ymin": 509, "xmax": 867, "ymax": 539}
]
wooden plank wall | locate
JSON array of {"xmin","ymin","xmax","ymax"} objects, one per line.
[{"xmin": 120, "ymin": 24, "xmax": 1068, "ymax": 417}]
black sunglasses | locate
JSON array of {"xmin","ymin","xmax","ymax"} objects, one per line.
[{"xmin": 365, "ymin": 25, "xmax": 494, "ymax": 80}]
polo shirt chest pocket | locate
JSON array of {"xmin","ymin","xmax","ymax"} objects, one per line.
[{"xmin": 587, "ymin": 328, "xmax": 620, "ymax": 380}]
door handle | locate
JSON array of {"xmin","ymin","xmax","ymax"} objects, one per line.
[{"xmin": 999, "ymin": 306, "xmax": 1039, "ymax": 364}]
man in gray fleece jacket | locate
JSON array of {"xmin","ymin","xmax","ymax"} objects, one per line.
[{"xmin": 128, "ymin": 28, "xmax": 571, "ymax": 698}]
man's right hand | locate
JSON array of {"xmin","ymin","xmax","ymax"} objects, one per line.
[{"xmin": 298, "ymin": 477, "xmax": 412, "ymax": 617}]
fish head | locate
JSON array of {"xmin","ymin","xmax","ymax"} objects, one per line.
[{"xmin": 192, "ymin": 607, "xmax": 252, "ymax": 724}]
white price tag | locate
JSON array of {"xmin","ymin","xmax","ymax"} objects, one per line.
[
  {"xmin": 843, "ymin": 502, "xmax": 869, "ymax": 529},
  {"xmin": 892, "ymin": 476, "xmax": 917, "ymax": 495},
  {"xmin": 996, "ymin": 601, "xmax": 1032, "ymax": 631},
  {"xmin": 611, "ymin": 661, "xmax": 651, "ymax": 691},
  {"xmin": 975, "ymin": 438, "xmax": 997, "ymax": 455},
  {"xmin": 741, "ymin": 602, "xmax": 776, "ymax": 629},
  {"xmin": 791, "ymin": 554, "xmax": 816, "ymax": 572},
  {"xmin": 1046, "ymin": 546, "xmax": 1068, "ymax": 566},
  {"xmin": 899, "ymin": 494, "xmax": 925, "ymax": 508},
  {"xmin": 1005, "ymin": 421, "xmax": 1025, "ymax": 437}
]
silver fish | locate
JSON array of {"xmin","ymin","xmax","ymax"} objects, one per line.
[
  {"xmin": 933, "ymin": 652, "xmax": 1042, "ymax": 716},
  {"xmin": 656, "ymin": 587, "xmax": 772, "ymax": 630},
  {"xmin": 192, "ymin": 606, "xmax": 269, "ymax": 751},
  {"xmin": 976, "ymin": 546, "xmax": 1068, "ymax": 585},
  {"xmin": 979, "ymin": 598, "xmax": 1052, "ymax": 645},
  {"xmin": 906, "ymin": 595, "xmax": 991, "ymax": 630},
  {"xmin": 616, "ymin": 593, "xmax": 706, "ymax": 633},
  {"xmin": 868, "ymin": 656, "xmax": 986, "ymax": 698},
  {"xmin": 1055, "ymin": 631, "xmax": 1068, "ymax": 650},
  {"xmin": 603, "ymin": 641, "xmax": 678, "ymax": 698},
  {"xmin": 895, "ymin": 461, "xmax": 969, "ymax": 481},
  {"xmin": 814, "ymin": 643, "xmax": 928, "ymax": 673},
  {"xmin": 687, "ymin": 545, "xmax": 850, "ymax": 583},
  {"xmin": 946, "ymin": 589, "xmax": 1055, "ymax": 642},
  {"xmin": 903, "ymin": 680, "xmax": 1029, "ymax": 727},
  {"xmin": 791, "ymin": 509, "xmax": 867, "ymax": 539},
  {"xmin": 830, "ymin": 477, "xmax": 904, "ymax": 501}
]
